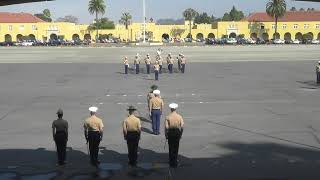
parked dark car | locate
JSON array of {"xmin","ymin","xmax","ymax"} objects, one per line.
[
  {"xmin": 302, "ymin": 39, "xmax": 312, "ymax": 44},
  {"xmin": 0, "ymin": 41, "xmax": 14, "ymax": 46},
  {"xmin": 256, "ymin": 38, "xmax": 266, "ymax": 44},
  {"xmin": 205, "ymin": 38, "xmax": 215, "ymax": 45},
  {"xmin": 216, "ymin": 38, "xmax": 227, "ymax": 45},
  {"xmin": 285, "ymin": 39, "xmax": 293, "ymax": 44},
  {"xmin": 237, "ymin": 38, "xmax": 247, "ymax": 45}
]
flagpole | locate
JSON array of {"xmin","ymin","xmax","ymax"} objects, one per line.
[{"xmin": 143, "ymin": 0, "xmax": 146, "ymax": 43}]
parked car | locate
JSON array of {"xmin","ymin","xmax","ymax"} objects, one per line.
[
  {"xmin": 302, "ymin": 39, "xmax": 312, "ymax": 44},
  {"xmin": 285, "ymin": 39, "xmax": 293, "ymax": 44},
  {"xmin": 247, "ymin": 38, "xmax": 256, "ymax": 44},
  {"xmin": 226, "ymin": 38, "xmax": 237, "ymax": 44},
  {"xmin": 196, "ymin": 38, "xmax": 205, "ymax": 42},
  {"xmin": 273, "ymin": 39, "xmax": 285, "ymax": 44},
  {"xmin": 216, "ymin": 38, "xmax": 227, "ymax": 45},
  {"xmin": 293, "ymin": 39, "xmax": 301, "ymax": 44},
  {"xmin": 311, "ymin": 39, "xmax": 320, "ymax": 44},
  {"xmin": 256, "ymin": 38, "xmax": 266, "ymax": 45},
  {"xmin": 237, "ymin": 38, "xmax": 247, "ymax": 45},
  {"xmin": 205, "ymin": 38, "xmax": 215, "ymax": 45},
  {"xmin": 184, "ymin": 38, "xmax": 193, "ymax": 43},
  {"xmin": 21, "ymin": 40, "xmax": 34, "ymax": 46},
  {"xmin": 0, "ymin": 41, "xmax": 14, "ymax": 46}
]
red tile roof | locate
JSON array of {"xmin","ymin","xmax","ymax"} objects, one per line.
[
  {"xmin": 0, "ymin": 12, "xmax": 44, "ymax": 23},
  {"xmin": 245, "ymin": 11, "xmax": 320, "ymax": 22}
]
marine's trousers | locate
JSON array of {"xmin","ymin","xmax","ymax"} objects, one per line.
[
  {"xmin": 88, "ymin": 131, "xmax": 101, "ymax": 165},
  {"xmin": 151, "ymin": 109, "xmax": 161, "ymax": 134},
  {"xmin": 54, "ymin": 131, "xmax": 67, "ymax": 165},
  {"xmin": 126, "ymin": 131, "xmax": 140, "ymax": 166}
]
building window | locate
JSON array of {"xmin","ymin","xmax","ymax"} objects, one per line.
[
  {"xmin": 260, "ymin": 25, "xmax": 265, "ymax": 30},
  {"xmin": 32, "ymin": 25, "xmax": 37, "ymax": 30},
  {"xmin": 293, "ymin": 24, "xmax": 299, "ymax": 29},
  {"xmin": 248, "ymin": 24, "xmax": 253, "ymax": 29},
  {"xmin": 304, "ymin": 24, "xmax": 309, "ymax": 29},
  {"xmin": 316, "ymin": 24, "xmax": 320, "ymax": 29},
  {"xmin": 282, "ymin": 24, "xmax": 287, "ymax": 29},
  {"xmin": 8, "ymin": 25, "xmax": 13, "ymax": 31},
  {"xmin": 19, "ymin": 25, "xmax": 24, "ymax": 31},
  {"xmin": 272, "ymin": 24, "xmax": 276, "ymax": 29}
]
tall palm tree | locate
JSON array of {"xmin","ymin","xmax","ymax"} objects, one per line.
[
  {"xmin": 183, "ymin": 8, "xmax": 198, "ymax": 39},
  {"xmin": 119, "ymin": 12, "xmax": 132, "ymax": 30},
  {"xmin": 266, "ymin": 0, "xmax": 287, "ymax": 39},
  {"xmin": 88, "ymin": 0, "xmax": 106, "ymax": 41},
  {"xmin": 119, "ymin": 12, "xmax": 132, "ymax": 42}
]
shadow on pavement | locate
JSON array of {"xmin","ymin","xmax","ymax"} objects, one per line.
[
  {"xmin": 296, "ymin": 80, "xmax": 320, "ymax": 88},
  {"xmin": 0, "ymin": 142, "xmax": 319, "ymax": 179}
]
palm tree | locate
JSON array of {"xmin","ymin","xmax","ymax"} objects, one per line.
[
  {"xmin": 183, "ymin": 8, "xmax": 198, "ymax": 39},
  {"xmin": 266, "ymin": 0, "xmax": 287, "ymax": 39},
  {"xmin": 88, "ymin": 0, "xmax": 106, "ymax": 41},
  {"xmin": 119, "ymin": 12, "xmax": 132, "ymax": 30},
  {"xmin": 119, "ymin": 12, "xmax": 132, "ymax": 42}
]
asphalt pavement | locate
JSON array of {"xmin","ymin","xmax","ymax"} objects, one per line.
[{"xmin": 0, "ymin": 46, "xmax": 320, "ymax": 179}]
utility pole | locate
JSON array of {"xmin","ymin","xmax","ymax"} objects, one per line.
[{"xmin": 143, "ymin": 0, "xmax": 146, "ymax": 43}]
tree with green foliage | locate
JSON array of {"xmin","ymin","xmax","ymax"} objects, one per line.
[
  {"xmin": 194, "ymin": 12, "xmax": 215, "ymax": 24},
  {"xmin": 290, "ymin": 7, "xmax": 296, "ymax": 11},
  {"xmin": 43, "ymin": 9, "xmax": 51, "ymax": 19},
  {"xmin": 88, "ymin": 17, "xmax": 115, "ymax": 30},
  {"xmin": 266, "ymin": 0, "xmax": 287, "ymax": 39},
  {"xmin": 183, "ymin": 8, "xmax": 199, "ymax": 39},
  {"xmin": 34, "ymin": 9, "xmax": 52, "ymax": 22},
  {"xmin": 88, "ymin": 0, "xmax": 106, "ymax": 41},
  {"xmin": 119, "ymin": 12, "xmax": 132, "ymax": 30},
  {"xmin": 222, "ymin": 6, "xmax": 244, "ymax": 21},
  {"xmin": 56, "ymin": 15, "xmax": 79, "ymax": 23}
]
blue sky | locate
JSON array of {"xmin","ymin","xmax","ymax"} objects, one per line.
[{"xmin": 0, "ymin": 0, "xmax": 320, "ymax": 23}]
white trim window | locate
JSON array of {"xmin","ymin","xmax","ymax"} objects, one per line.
[
  {"xmin": 282, "ymin": 24, "xmax": 287, "ymax": 29},
  {"xmin": 293, "ymin": 24, "xmax": 299, "ymax": 29},
  {"xmin": 304, "ymin": 24, "xmax": 309, "ymax": 29},
  {"xmin": 272, "ymin": 24, "xmax": 276, "ymax": 29},
  {"xmin": 32, "ymin": 25, "xmax": 37, "ymax": 30},
  {"xmin": 8, "ymin": 25, "xmax": 13, "ymax": 31},
  {"xmin": 316, "ymin": 24, "xmax": 320, "ymax": 29}
]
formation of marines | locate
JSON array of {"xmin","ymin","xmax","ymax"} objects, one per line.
[
  {"xmin": 123, "ymin": 51, "xmax": 187, "ymax": 80},
  {"xmin": 52, "ymin": 85, "xmax": 184, "ymax": 168}
]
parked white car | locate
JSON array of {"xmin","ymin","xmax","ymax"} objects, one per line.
[
  {"xmin": 226, "ymin": 38, "xmax": 237, "ymax": 44},
  {"xmin": 293, "ymin": 39, "xmax": 301, "ymax": 44},
  {"xmin": 21, "ymin": 41, "xmax": 33, "ymax": 46},
  {"xmin": 273, "ymin": 39, "xmax": 285, "ymax": 44},
  {"xmin": 311, "ymin": 39, "xmax": 320, "ymax": 44},
  {"xmin": 247, "ymin": 38, "xmax": 256, "ymax": 44}
]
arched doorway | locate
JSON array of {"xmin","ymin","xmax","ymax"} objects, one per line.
[
  {"xmin": 229, "ymin": 33, "xmax": 236, "ymax": 38},
  {"xmin": 308, "ymin": 32, "xmax": 314, "ymax": 40},
  {"xmin": 295, "ymin": 32, "xmax": 303, "ymax": 40},
  {"xmin": 318, "ymin": 33, "xmax": 320, "ymax": 40},
  {"xmin": 208, "ymin": 33, "xmax": 215, "ymax": 39},
  {"xmin": 16, "ymin": 34, "xmax": 23, "ymax": 42},
  {"xmin": 196, "ymin": 33, "xmax": 204, "ymax": 40},
  {"xmin": 50, "ymin": 34, "xmax": 58, "ymax": 40},
  {"xmin": 284, "ymin": 32, "xmax": 291, "ymax": 41},
  {"xmin": 162, "ymin": 33, "xmax": 169, "ymax": 40},
  {"xmin": 84, "ymin": 34, "xmax": 91, "ymax": 40},
  {"xmin": 273, "ymin": 33, "xmax": 280, "ymax": 39},
  {"xmin": 72, "ymin": 34, "xmax": 80, "ymax": 41},
  {"xmin": 262, "ymin": 33, "xmax": 269, "ymax": 41},
  {"xmin": 5, "ymin": 34, "xmax": 12, "ymax": 42},
  {"xmin": 29, "ymin": 34, "xmax": 36, "ymax": 41},
  {"xmin": 250, "ymin": 33, "xmax": 257, "ymax": 39}
]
